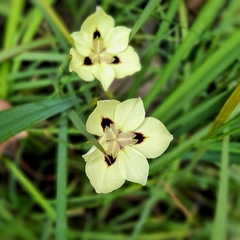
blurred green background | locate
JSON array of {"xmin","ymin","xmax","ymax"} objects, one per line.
[{"xmin": 0, "ymin": 0, "xmax": 240, "ymax": 239}]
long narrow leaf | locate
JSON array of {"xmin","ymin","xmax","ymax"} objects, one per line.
[
  {"xmin": 128, "ymin": 0, "xmax": 181, "ymax": 97},
  {"xmin": 130, "ymin": 0, "xmax": 162, "ymax": 40},
  {"xmin": 56, "ymin": 113, "xmax": 68, "ymax": 240},
  {"xmin": 0, "ymin": 0, "xmax": 25, "ymax": 98},
  {"xmin": 0, "ymin": 38, "xmax": 56, "ymax": 63},
  {"xmin": 31, "ymin": 0, "xmax": 73, "ymax": 48},
  {"xmin": 144, "ymin": 0, "xmax": 226, "ymax": 108},
  {"xmin": 4, "ymin": 159, "xmax": 56, "ymax": 220},
  {"xmin": 0, "ymin": 96, "xmax": 79, "ymax": 142},
  {"xmin": 209, "ymin": 84, "xmax": 240, "ymax": 133},
  {"xmin": 153, "ymin": 31, "xmax": 240, "ymax": 121},
  {"xmin": 210, "ymin": 134, "xmax": 229, "ymax": 240}
]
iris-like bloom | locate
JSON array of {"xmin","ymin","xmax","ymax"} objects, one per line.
[
  {"xmin": 69, "ymin": 7, "xmax": 141, "ymax": 91},
  {"xmin": 83, "ymin": 98, "xmax": 173, "ymax": 193}
]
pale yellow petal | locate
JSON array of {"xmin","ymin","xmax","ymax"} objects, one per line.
[
  {"xmin": 111, "ymin": 46, "xmax": 141, "ymax": 78},
  {"xmin": 71, "ymin": 31, "xmax": 92, "ymax": 56},
  {"xmin": 84, "ymin": 149, "xmax": 125, "ymax": 193},
  {"xmin": 86, "ymin": 100, "xmax": 121, "ymax": 136},
  {"xmin": 118, "ymin": 146, "xmax": 149, "ymax": 185},
  {"xmin": 114, "ymin": 98, "xmax": 145, "ymax": 131},
  {"xmin": 69, "ymin": 48, "xmax": 94, "ymax": 81},
  {"xmin": 81, "ymin": 6, "xmax": 114, "ymax": 39},
  {"xmin": 91, "ymin": 63, "xmax": 115, "ymax": 90},
  {"xmin": 132, "ymin": 117, "xmax": 173, "ymax": 158},
  {"xmin": 104, "ymin": 26, "xmax": 131, "ymax": 54}
]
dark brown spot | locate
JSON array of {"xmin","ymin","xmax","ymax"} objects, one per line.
[
  {"xmin": 112, "ymin": 56, "xmax": 120, "ymax": 64},
  {"xmin": 133, "ymin": 132, "xmax": 145, "ymax": 144},
  {"xmin": 69, "ymin": 54, "xmax": 72, "ymax": 59},
  {"xmin": 93, "ymin": 30, "xmax": 101, "ymax": 39},
  {"xmin": 105, "ymin": 154, "xmax": 116, "ymax": 166},
  {"xmin": 84, "ymin": 57, "xmax": 92, "ymax": 65},
  {"xmin": 101, "ymin": 118, "xmax": 114, "ymax": 130}
]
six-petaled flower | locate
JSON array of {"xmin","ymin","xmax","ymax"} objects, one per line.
[
  {"xmin": 69, "ymin": 6, "xmax": 141, "ymax": 90},
  {"xmin": 83, "ymin": 98, "xmax": 173, "ymax": 193}
]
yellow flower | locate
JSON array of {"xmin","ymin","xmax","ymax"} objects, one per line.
[
  {"xmin": 83, "ymin": 98, "xmax": 173, "ymax": 193},
  {"xmin": 69, "ymin": 7, "xmax": 141, "ymax": 90}
]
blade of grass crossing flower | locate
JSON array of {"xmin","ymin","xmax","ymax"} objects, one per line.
[
  {"xmin": 129, "ymin": 0, "xmax": 162, "ymax": 40},
  {"xmin": 210, "ymin": 134, "xmax": 229, "ymax": 240},
  {"xmin": 209, "ymin": 84, "xmax": 240, "ymax": 134},
  {"xmin": 153, "ymin": 31, "xmax": 240, "ymax": 122},
  {"xmin": 56, "ymin": 113, "xmax": 68, "ymax": 240},
  {"xmin": 68, "ymin": 109, "xmax": 105, "ymax": 154},
  {"xmin": 0, "ymin": 0, "xmax": 25, "ymax": 98},
  {"xmin": 128, "ymin": 0, "xmax": 181, "ymax": 97},
  {"xmin": 144, "ymin": 0, "xmax": 226, "ymax": 109},
  {"xmin": 32, "ymin": 0, "xmax": 73, "ymax": 48},
  {"xmin": 4, "ymin": 159, "xmax": 56, "ymax": 220}
]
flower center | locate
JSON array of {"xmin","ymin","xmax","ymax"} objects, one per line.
[
  {"xmin": 89, "ymin": 30, "xmax": 115, "ymax": 64},
  {"xmin": 104, "ymin": 124, "xmax": 137, "ymax": 157},
  {"xmin": 90, "ymin": 38, "xmax": 113, "ymax": 64}
]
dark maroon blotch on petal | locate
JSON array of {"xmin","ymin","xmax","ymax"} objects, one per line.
[
  {"xmin": 93, "ymin": 30, "xmax": 101, "ymax": 39},
  {"xmin": 112, "ymin": 56, "xmax": 120, "ymax": 64},
  {"xmin": 101, "ymin": 118, "xmax": 114, "ymax": 130},
  {"xmin": 105, "ymin": 154, "xmax": 116, "ymax": 166},
  {"xmin": 133, "ymin": 132, "xmax": 145, "ymax": 144},
  {"xmin": 84, "ymin": 57, "xmax": 92, "ymax": 65}
]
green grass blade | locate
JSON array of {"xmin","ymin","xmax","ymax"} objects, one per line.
[
  {"xmin": 0, "ymin": 96, "xmax": 79, "ymax": 142},
  {"xmin": 168, "ymin": 91, "xmax": 229, "ymax": 131},
  {"xmin": 210, "ymin": 84, "xmax": 240, "ymax": 134},
  {"xmin": 68, "ymin": 109, "xmax": 105, "ymax": 153},
  {"xmin": 129, "ymin": 0, "xmax": 162, "ymax": 40},
  {"xmin": 0, "ymin": 38, "xmax": 56, "ymax": 63},
  {"xmin": 130, "ymin": 183, "xmax": 162, "ymax": 240},
  {"xmin": 4, "ymin": 159, "xmax": 56, "ymax": 220},
  {"xmin": 152, "ymin": 31, "xmax": 240, "ymax": 121},
  {"xmin": 31, "ymin": 0, "xmax": 73, "ymax": 48},
  {"xmin": 14, "ymin": 52, "xmax": 66, "ymax": 62},
  {"xmin": 56, "ymin": 113, "xmax": 68, "ymax": 240},
  {"xmin": 3, "ymin": 0, "xmax": 25, "ymax": 48},
  {"xmin": 128, "ymin": 0, "xmax": 181, "ymax": 97},
  {"xmin": 210, "ymin": 134, "xmax": 229, "ymax": 240},
  {"xmin": 22, "ymin": 0, "xmax": 55, "ymax": 44},
  {"xmin": 144, "ymin": 0, "xmax": 226, "ymax": 108},
  {"xmin": 0, "ymin": 0, "xmax": 25, "ymax": 98},
  {"xmin": 179, "ymin": 0, "xmax": 188, "ymax": 39}
]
